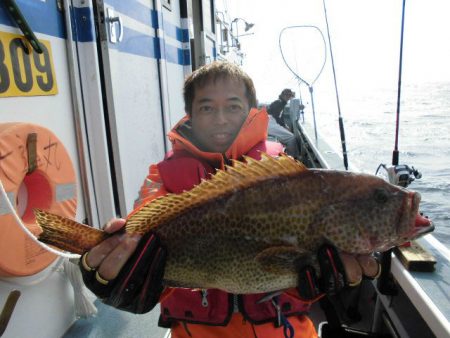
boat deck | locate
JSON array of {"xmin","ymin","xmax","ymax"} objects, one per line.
[{"xmin": 63, "ymin": 301, "xmax": 168, "ymax": 338}]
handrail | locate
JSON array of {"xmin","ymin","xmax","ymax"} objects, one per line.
[{"xmin": 2, "ymin": 0, "xmax": 43, "ymax": 53}]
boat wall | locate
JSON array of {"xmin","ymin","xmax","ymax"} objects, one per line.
[
  {"xmin": 0, "ymin": 1, "xmax": 90, "ymax": 336},
  {"xmin": 0, "ymin": 0, "xmax": 217, "ymax": 336}
]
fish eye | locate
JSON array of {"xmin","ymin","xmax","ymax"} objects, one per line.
[{"xmin": 373, "ymin": 188, "xmax": 389, "ymax": 204}]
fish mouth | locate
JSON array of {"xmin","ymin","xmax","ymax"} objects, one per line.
[
  {"xmin": 402, "ymin": 192, "xmax": 434, "ymax": 239},
  {"xmin": 368, "ymin": 191, "xmax": 434, "ymax": 252},
  {"xmin": 410, "ymin": 213, "xmax": 434, "ymax": 239}
]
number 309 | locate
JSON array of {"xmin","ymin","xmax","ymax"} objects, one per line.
[{"xmin": 0, "ymin": 37, "xmax": 56, "ymax": 96}]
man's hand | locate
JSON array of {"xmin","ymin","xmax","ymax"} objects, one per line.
[
  {"xmin": 295, "ymin": 244, "xmax": 380, "ymax": 301},
  {"xmin": 79, "ymin": 219, "xmax": 166, "ymax": 313},
  {"xmin": 340, "ymin": 252, "xmax": 380, "ymax": 285}
]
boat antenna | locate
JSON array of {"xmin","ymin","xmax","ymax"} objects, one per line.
[
  {"xmin": 279, "ymin": 25, "xmax": 327, "ymax": 142},
  {"xmin": 378, "ymin": 0, "xmax": 407, "ymax": 297},
  {"xmin": 322, "ymin": 0, "xmax": 349, "ymax": 170}
]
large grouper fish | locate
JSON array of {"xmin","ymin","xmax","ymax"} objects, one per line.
[{"xmin": 35, "ymin": 154, "xmax": 433, "ymax": 294}]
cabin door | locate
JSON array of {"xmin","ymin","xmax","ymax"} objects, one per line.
[{"xmin": 93, "ymin": 0, "xmax": 168, "ymax": 216}]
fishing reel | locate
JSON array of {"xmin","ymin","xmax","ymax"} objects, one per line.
[{"xmin": 375, "ymin": 164, "xmax": 422, "ymax": 187}]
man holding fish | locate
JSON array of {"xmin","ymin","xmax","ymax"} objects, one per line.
[{"xmin": 37, "ymin": 61, "xmax": 433, "ymax": 337}]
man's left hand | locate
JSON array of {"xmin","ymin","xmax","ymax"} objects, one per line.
[{"xmin": 294, "ymin": 244, "xmax": 380, "ymax": 302}]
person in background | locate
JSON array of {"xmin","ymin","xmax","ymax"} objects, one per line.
[
  {"xmin": 79, "ymin": 61, "xmax": 380, "ymax": 338},
  {"xmin": 267, "ymin": 88, "xmax": 300, "ymax": 159},
  {"xmin": 268, "ymin": 88, "xmax": 295, "ymax": 128}
]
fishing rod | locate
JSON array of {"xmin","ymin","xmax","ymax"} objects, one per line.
[
  {"xmin": 374, "ymin": 0, "xmax": 421, "ymax": 189},
  {"xmin": 319, "ymin": 2, "xmax": 421, "ymax": 335},
  {"xmin": 376, "ymin": 0, "xmax": 409, "ymax": 298},
  {"xmin": 392, "ymin": 0, "xmax": 406, "ymax": 167},
  {"xmin": 279, "ymin": 25, "xmax": 327, "ymax": 142},
  {"xmin": 376, "ymin": 0, "xmax": 422, "ymax": 296},
  {"xmin": 322, "ymin": 0, "xmax": 349, "ymax": 171}
]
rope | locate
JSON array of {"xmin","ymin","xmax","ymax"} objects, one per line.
[
  {"xmin": 63, "ymin": 259, "xmax": 98, "ymax": 318},
  {"xmin": 322, "ymin": 0, "xmax": 349, "ymax": 170}
]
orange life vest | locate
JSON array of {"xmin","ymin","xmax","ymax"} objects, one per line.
[
  {"xmin": 157, "ymin": 140, "xmax": 311, "ymax": 329},
  {"xmin": 136, "ymin": 109, "xmax": 317, "ymax": 337}
]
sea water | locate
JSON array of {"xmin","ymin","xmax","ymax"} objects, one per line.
[{"xmin": 305, "ymin": 81, "xmax": 450, "ymax": 248}]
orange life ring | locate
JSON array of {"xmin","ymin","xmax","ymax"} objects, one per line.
[{"xmin": 0, "ymin": 122, "xmax": 77, "ymax": 276}]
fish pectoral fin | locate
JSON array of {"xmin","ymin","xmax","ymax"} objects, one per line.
[{"xmin": 255, "ymin": 246, "xmax": 308, "ymax": 274}]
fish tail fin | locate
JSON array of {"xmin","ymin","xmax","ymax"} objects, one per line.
[{"xmin": 34, "ymin": 208, "xmax": 108, "ymax": 255}]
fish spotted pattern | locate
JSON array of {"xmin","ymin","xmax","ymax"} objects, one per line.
[{"xmin": 35, "ymin": 154, "xmax": 433, "ymax": 294}]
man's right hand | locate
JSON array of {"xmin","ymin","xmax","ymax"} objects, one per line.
[{"xmin": 79, "ymin": 219, "xmax": 167, "ymax": 313}]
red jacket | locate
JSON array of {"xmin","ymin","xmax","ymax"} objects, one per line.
[{"xmin": 134, "ymin": 108, "xmax": 317, "ymax": 338}]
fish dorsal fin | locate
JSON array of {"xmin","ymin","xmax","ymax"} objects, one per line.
[{"xmin": 125, "ymin": 154, "xmax": 308, "ymax": 234}]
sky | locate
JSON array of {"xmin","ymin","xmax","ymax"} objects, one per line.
[{"xmin": 215, "ymin": 0, "xmax": 450, "ymax": 103}]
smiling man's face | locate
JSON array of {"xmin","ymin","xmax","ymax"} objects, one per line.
[{"xmin": 191, "ymin": 78, "xmax": 249, "ymax": 153}]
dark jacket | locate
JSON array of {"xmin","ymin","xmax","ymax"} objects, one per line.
[{"xmin": 267, "ymin": 97, "xmax": 288, "ymax": 127}]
